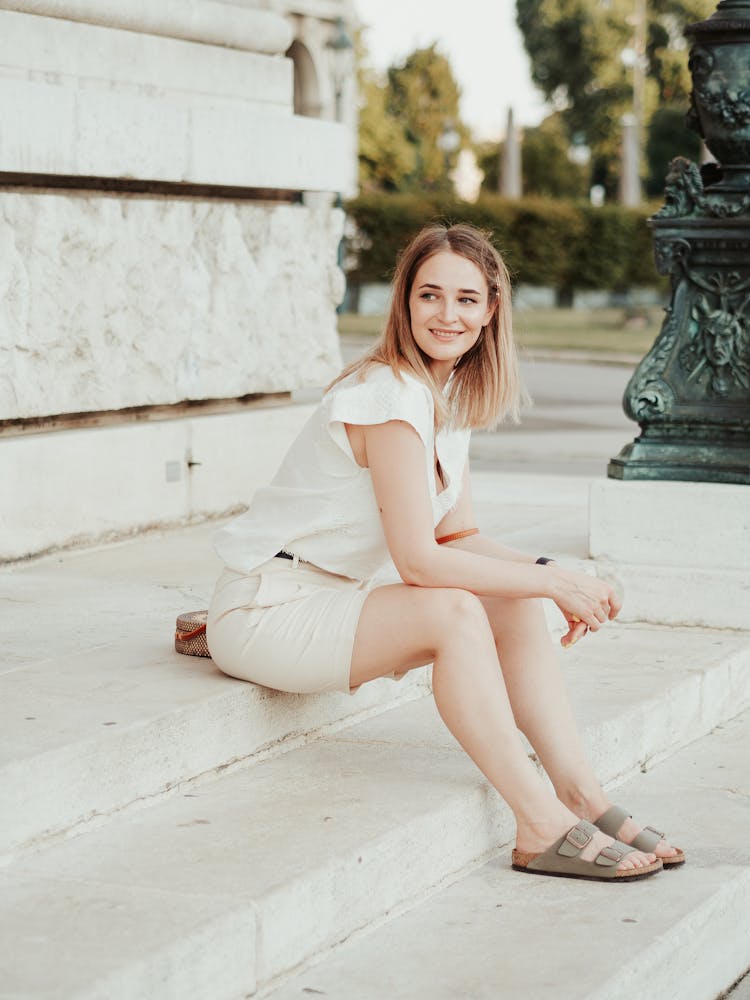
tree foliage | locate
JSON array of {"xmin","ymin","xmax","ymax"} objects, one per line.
[
  {"xmin": 515, "ymin": 0, "xmax": 715, "ymax": 192},
  {"xmin": 358, "ymin": 44, "xmax": 466, "ymax": 193},
  {"xmin": 358, "ymin": 70, "xmax": 416, "ymax": 192},
  {"xmin": 345, "ymin": 192, "xmax": 660, "ymax": 292}
]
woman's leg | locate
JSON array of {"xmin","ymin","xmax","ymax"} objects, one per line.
[
  {"xmin": 479, "ymin": 593, "xmax": 679, "ymax": 859},
  {"xmin": 351, "ymin": 584, "xmax": 656, "ymax": 870}
]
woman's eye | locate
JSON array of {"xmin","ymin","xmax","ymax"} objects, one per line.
[
  {"xmin": 460, "ymin": 297, "xmax": 479, "ymax": 305},
  {"xmin": 420, "ymin": 292, "xmax": 436, "ymax": 300}
]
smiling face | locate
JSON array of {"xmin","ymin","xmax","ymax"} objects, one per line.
[{"xmin": 408, "ymin": 250, "xmax": 494, "ymax": 385}]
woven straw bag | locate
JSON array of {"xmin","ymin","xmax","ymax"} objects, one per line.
[{"xmin": 175, "ymin": 610, "xmax": 211, "ymax": 658}]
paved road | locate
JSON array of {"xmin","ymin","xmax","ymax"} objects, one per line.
[{"xmin": 473, "ymin": 356, "xmax": 638, "ymax": 478}]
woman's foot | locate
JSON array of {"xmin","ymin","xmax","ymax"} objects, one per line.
[
  {"xmin": 513, "ymin": 816, "xmax": 662, "ymax": 881},
  {"xmin": 515, "ymin": 812, "xmax": 658, "ymax": 873},
  {"xmin": 592, "ymin": 804, "xmax": 685, "ymax": 866},
  {"xmin": 560, "ymin": 790, "xmax": 683, "ymax": 864}
]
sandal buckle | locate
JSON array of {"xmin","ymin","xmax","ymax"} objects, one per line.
[
  {"xmin": 644, "ymin": 825, "xmax": 665, "ymax": 840},
  {"xmin": 565, "ymin": 824, "xmax": 593, "ymax": 850},
  {"xmin": 598, "ymin": 844, "xmax": 626, "ymax": 865}
]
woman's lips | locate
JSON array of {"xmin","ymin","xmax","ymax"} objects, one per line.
[{"xmin": 430, "ymin": 329, "xmax": 462, "ymax": 340}]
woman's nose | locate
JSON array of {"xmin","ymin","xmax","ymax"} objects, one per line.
[{"xmin": 438, "ymin": 299, "xmax": 458, "ymax": 322}]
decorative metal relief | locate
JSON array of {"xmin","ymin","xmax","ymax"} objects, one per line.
[
  {"xmin": 678, "ymin": 271, "xmax": 750, "ymax": 396},
  {"xmin": 624, "ymin": 302, "xmax": 680, "ymax": 422},
  {"xmin": 655, "ymin": 157, "xmax": 750, "ymax": 219},
  {"xmin": 690, "ymin": 44, "xmax": 750, "ymax": 130},
  {"xmin": 610, "ymin": 1, "xmax": 750, "ymax": 483}
]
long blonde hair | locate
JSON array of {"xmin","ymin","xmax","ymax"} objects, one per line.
[{"xmin": 331, "ymin": 223, "xmax": 525, "ymax": 429}]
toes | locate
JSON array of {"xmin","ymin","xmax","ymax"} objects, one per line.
[
  {"xmin": 658, "ymin": 840, "xmax": 678, "ymax": 858},
  {"xmin": 619, "ymin": 850, "xmax": 656, "ymax": 871}
]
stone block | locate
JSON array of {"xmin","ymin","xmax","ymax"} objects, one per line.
[
  {"xmin": 601, "ymin": 563, "xmax": 750, "ymax": 630},
  {"xmin": 0, "ymin": 0, "xmax": 292, "ymax": 54},
  {"xmin": 0, "ymin": 10, "xmax": 293, "ymax": 108},
  {"xmin": 0, "ymin": 76, "xmax": 351, "ymax": 190},
  {"xmin": 0, "ymin": 192, "xmax": 344, "ymax": 421},
  {"xmin": 590, "ymin": 479, "xmax": 750, "ymax": 629},
  {"xmin": 0, "ymin": 404, "xmax": 318, "ymax": 561},
  {"xmin": 589, "ymin": 479, "xmax": 750, "ymax": 569},
  {"xmin": 0, "ymin": 872, "xmax": 258, "ymax": 999}
]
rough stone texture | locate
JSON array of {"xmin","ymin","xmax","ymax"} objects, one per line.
[{"xmin": 0, "ymin": 191, "xmax": 344, "ymax": 420}]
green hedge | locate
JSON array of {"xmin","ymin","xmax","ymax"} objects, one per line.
[{"xmin": 345, "ymin": 193, "xmax": 663, "ymax": 293}]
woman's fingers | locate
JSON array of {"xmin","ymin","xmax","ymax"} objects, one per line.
[
  {"xmin": 554, "ymin": 570, "xmax": 620, "ymax": 634},
  {"xmin": 549, "ymin": 565, "xmax": 622, "ymax": 641},
  {"xmin": 561, "ymin": 618, "xmax": 588, "ymax": 648}
]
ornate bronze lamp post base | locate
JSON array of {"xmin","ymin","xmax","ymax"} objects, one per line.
[{"xmin": 609, "ymin": 0, "xmax": 750, "ymax": 484}]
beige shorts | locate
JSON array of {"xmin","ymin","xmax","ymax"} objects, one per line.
[{"xmin": 207, "ymin": 557, "xmax": 379, "ymax": 695}]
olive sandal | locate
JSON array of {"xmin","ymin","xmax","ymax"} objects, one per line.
[
  {"xmin": 512, "ymin": 819, "xmax": 663, "ymax": 882},
  {"xmin": 594, "ymin": 804, "xmax": 685, "ymax": 868}
]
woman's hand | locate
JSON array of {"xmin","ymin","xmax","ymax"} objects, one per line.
[{"xmin": 546, "ymin": 565, "xmax": 621, "ymax": 648}]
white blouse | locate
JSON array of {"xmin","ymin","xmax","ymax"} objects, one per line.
[{"xmin": 214, "ymin": 363, "xmax": 471, "ymax": 581}]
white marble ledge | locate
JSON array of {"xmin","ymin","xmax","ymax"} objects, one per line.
[
  {"xmin": 589, "ymin": 478, "xmax": 750, "ymax": 571},
  {"xmin": 0, "ymin": 0, "xmax": 292, "ymax": 54},
  {"xmin": 0, "ymin": 10, "xmax": 292, "ymax": 108},
  {"xmin": 0, "ymin": 78, "xmax": 351, "ymax": 192}
]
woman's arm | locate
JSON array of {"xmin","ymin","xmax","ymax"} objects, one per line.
[
  {"xmin": 365, "ymin": 421, "xmax": 619, "ymax": 632},
  {"xmin": 434, "ymin": 462, "xmax": 536, "ymax": 563},
  {"xmin": 435, "ymin": 465, "xmax": 590, "ymax": 645}
]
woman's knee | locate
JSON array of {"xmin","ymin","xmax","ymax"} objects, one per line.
[{"xmin": 423, "ymin": 587, "xmax": 491, "ymax": 643}]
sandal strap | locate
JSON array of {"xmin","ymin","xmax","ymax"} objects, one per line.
[
  {"xmin": 595, "ymin": 840, "xmax": 634, "ymax": 867},
  {"xmin": 521, "ymin": 822, "xmax": 639, "ymax": 879},
  {"xmin": 557, "ymin": 821, "xmax": 637, "ymax": 867},
  {"xmin": 594, "ymin": 804, "xmax": 632, "ymax": 839},
  {"xmin": 595, "ymin": 805, "xmax": 666, "ymax": 854},
  {"xmin": 632, "ymin": 826, "xmax": 665, "ymax": 853}
]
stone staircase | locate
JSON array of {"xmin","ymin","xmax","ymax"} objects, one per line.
[{"xmin": 2, "ymin": 518, "xmax": 750, "ymax": 999}]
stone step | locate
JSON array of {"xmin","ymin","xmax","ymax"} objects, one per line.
[
  {"xmin": 0, "ymin": 523, "xmax": 429, "ymax": 861},
  {"xmin": 0, "ymin": 502, "xmax": 589, "ymax": 862},
  {"xmin": 268, "ymin": 707, "xmax": 750, "ymax": 1000},
  {"xmin": 2, "ymin": 625, "xmax": 749, "ymax": 998}
]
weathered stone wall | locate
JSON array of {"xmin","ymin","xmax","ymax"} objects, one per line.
[
  {"xmin": 0, "ymin": 0, "xmax": 356, "ymax": 559},
  {"xmin": 0, "ymin": 192, "xmax": 344, "ymax": 419}
]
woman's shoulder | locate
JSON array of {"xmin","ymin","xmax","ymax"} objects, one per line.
[
  {"xmin": 329, "ymin": 361, "xmax": 430, "ymax": 400},
  {"xmin": 323, "ymin": 361, "xmax": 434, "ymax": 435}
]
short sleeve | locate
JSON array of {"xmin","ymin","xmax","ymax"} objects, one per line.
[{"xmin": 324, "ymin": 366, "xmax": 434, "ymax": 459}]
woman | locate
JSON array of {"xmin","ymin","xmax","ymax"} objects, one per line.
[{"xmin": 207, "ymin": 223, "xmax": 683, "ymax": 882}]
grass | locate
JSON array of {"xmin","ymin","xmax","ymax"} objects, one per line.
[{"xmin": 339, "ymin": 306, "xmax": 664, "ymax": 358}]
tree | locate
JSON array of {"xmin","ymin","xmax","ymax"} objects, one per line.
[
  {"xmin": 385, "ymin": 44, "xmax": 465, "ymax": 191},
  {"xmin": 515, "ymin": 0, "xmax": 715, "ymax": 194},
  {"xmin": 357, "ymin": 43, "xmax": 466, "ymax": 193},
  {"xmin": 358, "ymin": 71, "xmax": 417, "ymax": 192}
]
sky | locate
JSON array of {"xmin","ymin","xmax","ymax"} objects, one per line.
[{"xmin": 351, "ymin": 0, "xmax": 549, "ymax": 140}]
